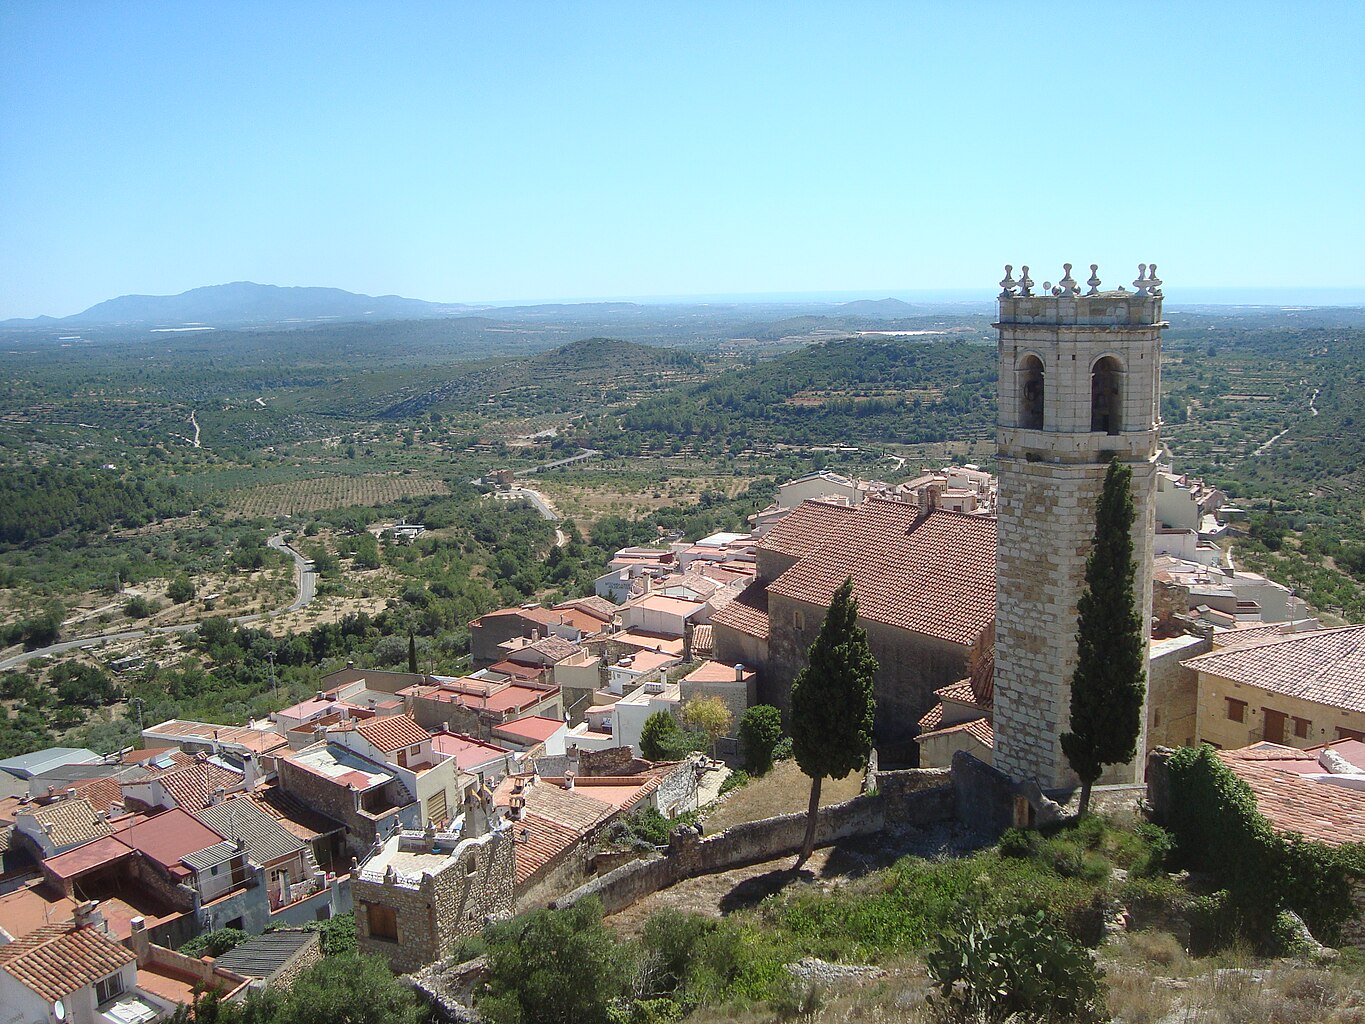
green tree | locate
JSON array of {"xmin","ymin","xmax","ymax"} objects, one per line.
[
  {"xmin": 479, "ymin": 898, "xmax": 631, "ymax": 1024},
  {"xmin": 407, "ymin": 631, "xmax": 418, "ymax": 674},
  {"xmin": 789, "ymin": 577, "xmax": 876, "ymax": 867},
  {"xmin": 1060, "ymin": 460, "xmax": 1146, "ymax": 818},
  {"xmin": 640, "ymin": 710, "xmax": 681, "ymax": 761},
  {"xmin": 738, "ymin": 704, "xmax": 783, "ymax": 775},
  {"xmin": 166, "ymin": 576, "xmax": 196, "ymax": 604},
  {"xmin": 681, "ymin": 695, "xmax": 731, "ymax": 756}
]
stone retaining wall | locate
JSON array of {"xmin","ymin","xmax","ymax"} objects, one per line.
[{"xmin": 553, "ymin": 767, "xmax": 957, "ymax": 917}]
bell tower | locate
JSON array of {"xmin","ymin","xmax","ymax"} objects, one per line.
[{"xmin": 991, "ymin": 262, "xmax": 1163, "ymax": 788}]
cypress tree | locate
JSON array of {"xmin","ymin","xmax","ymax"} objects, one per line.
[
  {"xmin": 1061, "ymin": 460, "xmax": 1146, "ymax": 817},
  {"xmin": 408, "ymin": 631, "xmax": 418, "ymax": 674},
  {"xmin": 790, "ymin": 577, "xmax": 877, "ymax": 867}
]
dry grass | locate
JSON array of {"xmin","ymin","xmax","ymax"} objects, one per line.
[{"xmin": 701, "ymin": 759, "xmax": 866, "ymax": 835}]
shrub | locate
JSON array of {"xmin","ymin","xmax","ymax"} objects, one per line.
[
  {"xmin": 997, "ymin": 827, "xmax": 1036, "ymax": 859},
  {"xmin": 771, "ymin": 736, "xmax": 794, "ymax": 763},
  {"xmin": 179, "ymin": 927, "xmax": 248, "ymax": 959},
  {"xmin": 738, "ymin": 704, "xmax": 783, "ymax": 775},
  {"xmin": 1132, "ymin": 822, "xmax": 1173, "ymax": 877},
  {"xmin": 166, "ymin": 576, "xmax": 196, "ymax": 604},
  {"xmin": 718, "ymin": 769, "xmax": 750, "ymax": 796},
  {"xmin": 925, "ymin": 911, "xmax": 1105, "ymax": 1023},
  {"xmin": 124, "ymin": 595, "xmax": 158, "ymax": 618}
]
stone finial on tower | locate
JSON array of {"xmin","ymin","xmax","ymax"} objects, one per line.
[
  {"xmin": 1147, "ymin": 263, "xmax": 1162, "ymax": 296},
  {"xmin": 1018, "ymin": 265, "xmax": 1034, "ymax": 297},
  {"xmin": 1086, "ymin": 264, "xmax": 1102, "ymax": 295},
  {"xmin": 1133, "ymin": 263, "xmax": 1150, "ymax": 296},
  {"xmin": 1058, "ymin": 263, "xmax": 1079, "ymax": 297},
  {"xmin": 999, "ymin": 264, "xmax": 1018, "ymax": 297}
]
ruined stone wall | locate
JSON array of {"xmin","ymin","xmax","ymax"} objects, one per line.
[
  {"xmin": 356, "ymin": 831, "xmax": 516, "ymax": 974},
  {"xmin": 1341, "ymin": 881, "xmax": 1365, "ymax": 948},
  {"xmin": 553, "ymin": 778, "xmax": 957, "ymax": 917}
]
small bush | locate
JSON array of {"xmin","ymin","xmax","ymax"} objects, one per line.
[
  {"xmin": 718, "ymin": 769, "xmax": 750, "ymax": 796},
  {"xmin": 771, "ymin": 736, "xmax": 794, "ymax": 763},
  {"xmin": 738, "ymin": 704, "xmax": 784, "ymax": 775},
  {"xmin": 1132, "ymin": 822, "xmax": 1173, "ymax": 877},
  {"xmin": 998, "ymin": 827, "xmax": 1036, "ymax": 859},
  {"xmin": 926, "ymin": 910, "xmax": 1105, "ymax": 1023},
  {"xmin": 179, "ymin": 927, "xmax": 248, "ymax": 959}
]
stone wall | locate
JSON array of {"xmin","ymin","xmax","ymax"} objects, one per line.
[
  {"xmin": 553, "ymin": 770, "xmax": 958, "ymax": 918},
  {"xmin": 1147, "ymin": 633, "xmax": 1209, "ymax": 750},
  {"xmin": 950, "ymin": 750, "xmax": 1017, "ymax": 835},
  {"xmin": 764, "ymin": 591, "xmax": 970, "ymax": 764},
  {"xmin": 711, "ymin": 623, "xmax": 768, "ymax": 683}
]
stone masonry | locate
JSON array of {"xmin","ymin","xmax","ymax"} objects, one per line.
[{"xmin": 992, "ymin": 265, "xmax": 1162, "ymax": 788}]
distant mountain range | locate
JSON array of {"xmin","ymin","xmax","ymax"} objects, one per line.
[{"xmin": 2, "ymin": 282, "xmax": 479, "ymax": 327}]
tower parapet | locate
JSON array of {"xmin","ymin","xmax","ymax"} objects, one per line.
[{"xmin": 992, "ymin": 263, "xmax": 1162, "ymax": 789}]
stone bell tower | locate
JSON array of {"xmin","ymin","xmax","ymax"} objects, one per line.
[{"xmin": 991, "ymin": 262, "xmax": 1163, "ymax": 789}]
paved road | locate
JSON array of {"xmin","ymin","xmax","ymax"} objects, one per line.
[
  {"xmin": 497, "ymin": 486, "xmax": 568, "ymax": 547},
  {"xmin": 0, "ymin": 534, "xmax": 318, "ymax": 671}
]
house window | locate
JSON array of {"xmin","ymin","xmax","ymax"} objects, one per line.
[
  {"xmin": 1293, "ymin": 717, "xmax": 1310, "ymax": 739},
  {"xmin": 210, "ymin": 864, "xmax": 220, "ymax": 875},
  {"xmin": 792, "ymin": 609, "xmax": 805, "ymax": 631},
  {"xmin": 96, "ymin": 973, "xmax": 126, "ymax": 1005},
  {"xmin": 365, "ymin": 902, "xmax": 398, "ymax": 941},
  {"xmin": 1225, "ymin": 698, "xmax": 1247, "ymax": 723},
  {"xmin": 1263, "ymin": 709, "xmax": 1287, "ymax": 745}
]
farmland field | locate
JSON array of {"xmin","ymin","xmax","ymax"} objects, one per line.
[{"xmin": 225, "ymin": 473, "xmax": 451, "ymax": 517}]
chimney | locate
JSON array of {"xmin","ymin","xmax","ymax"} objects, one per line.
[
  {"xmin": 563, "ymin": 770, "xmax": 575, "ymax": 791},
  {"xmin": 347, "ymin": 660, "xmax": 355, "ymax": 669},
  {"xmin": 316, "ymin": 691, "xmax": 325, "ymax": 701},
  {"xmin": 531, "ymin": 629, "xmax": 540, "ymax": 642},
  {"xmin": 241, "ymin": 752, "xmax": 259, "ymax": 789},
  {"xmin": 211, "ymin": 786, "xmax": 227, "ymax": 806},
  {"xmin": 129, "ymin": 917, "xmax": 150, "ymax": 963},
  {"xmin": 65, "ymin": 788, "xmax": 77, "ymax": 800},
  {"xmin": 735, "ymin": 663, "xmax": 745, "ymax": 682}
]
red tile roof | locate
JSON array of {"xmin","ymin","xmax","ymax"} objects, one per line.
[
  {"xmin": 710, "ymin": 583, "xmax": 770, "ymax": 640},
  {"xmin": 0, "ymin": 922, "xmax": 136, "ymax": 1002},
  {"xmin": 1220, "ymin": 749, "xmax": 1365, "ymax": 847},
  {"xmin": 761, "ymin": 500, "xmax": 858, "ymax": 559},
  {"xmin": 683, "ymin": 660, "xmax": 753, "ymax": 685},
  {"xmin": 355, "ymin": 715, "xmax": 431, "ymax": 753},
  {"xmin": 156, "ymin": 760, "xmax": 243, "ymax": 812},
  {"xmin": 1184, "ymin": 625, "xmax": 1365, "ymax": 713},
  {"xmin": 917, "ymin": 716, "xmax": 994, "ymax": 748},
  {"xmin": 40, "ymin": 836, "xmax": 135, "ymax": 881},
  {"xmin": 24, "ymin": 798, "xmax": 113, "ymax": 848},
  {"xmin": 766, "ymin": 500, "xmax": 996, "ymax": 647},
  {"xmin": 431, "ymin": 733, "xmax": 513, "ymax": 771}
]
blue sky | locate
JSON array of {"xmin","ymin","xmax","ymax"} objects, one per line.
[{"xmin": 2, "ymin": 2, "xmax": 1361, "ymax": 318}]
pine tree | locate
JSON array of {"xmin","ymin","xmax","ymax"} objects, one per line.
[
  {"xmin": 790, "ymin": 577, "xmax": 877, "ymax": 867},
  {"xmin": 1060, "ymin": 460, "xmax": 1146, "ymax": 817}
]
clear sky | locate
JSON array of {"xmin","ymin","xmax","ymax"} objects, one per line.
[{"xmin": 2, "ymin": 2, "xmax": 1362, "ymax": 318}]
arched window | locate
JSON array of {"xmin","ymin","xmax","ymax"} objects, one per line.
[
  {"xmin": 1091, "ymin": 356, "xmax": 1122, "ymax": 435},
  {"xmin": 1017, "ymin": 355, "xmax": 1044, "ymax": 429}
]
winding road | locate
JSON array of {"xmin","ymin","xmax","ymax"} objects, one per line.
[
  {"xmin": 0, "ymin": 533, "xmax": 317, "ymax": 671},
  {"xmin": 495, "ymin": 485, "xmax": 568, "ymax": 547}
]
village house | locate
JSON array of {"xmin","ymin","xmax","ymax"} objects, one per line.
[
  {"xmin": 325, "ymin": 714, "xmax": 464, "ymax": 828},
  {"xmin": 1186, "ymin": 624, "xmax": 1365, "ymax": 750},
  {"xmin": 430, "ymin": 732, "xmax": 521, "ymax": 786},
  {"xmin": 140, "ymin": 721, "xmax": 289, "ymax": 768},
  {"xmin": 490, "ymin": 716, "xmax": 568, "ymax": 758},
  {"xmin": 193, "ymin": 798, "xmax": 324, "ymax": 917},
  {"xmin": 275, "ymin": 743, "xmax": 420, "ymax": 859},
  {"xmin": 0, "ymin": 905, "xmax": 249, "ymax": 1024}
]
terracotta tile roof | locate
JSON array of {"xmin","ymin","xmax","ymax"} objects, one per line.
[
  {"xmin": 917, "ymin": 704, "xmax": 944, "ymax": 731},
  {"xmin": 683, "ymin": 660, "xmax": 753, "ymax": 685},
  {"xmin": 0, "ymin": 922, "xmax": 136, "ymax": 1002},
  {"xmin": 513, "ymin": 812, "xmax": 579, "ymax": 886},
  {"xmin": 522, "ymin": 635, "xmax": 580, "ymax": 663},
  {"xmin": 1183, "ymin": 625, "xmax": 1365, "ymax": 714},
  {"xmin": 933, "ymin": 680, "xmax": 981, "ymax": 706},
  {"xmin": 68, "ymin": 776, "xmax": 124, "ymax": 814},
  {"xmin": 157, "ymin": 760, "xmax": 244, "ymax": 812},
  {"xmin": 27, "ymin": 798, "xmax": 112, "ymax": 848},
  {"xmin": 766, "ymin": 500, "xmax": 996, "ymax": 647},
  {"xmin": 251, "ymin": 785, "xmax": 345, "ymax": 842},
  {"xmin": 690, "ymin": 624, "xmax": 714, "ymax": 656},
  {"xmin": 355, "ymin": 715, "xmax": 431, "ymax": 753},
  {"xmin": 917, "ymin": 716, "xmax": 994, "ymax": 748},
  {"xmin": 555, "ymin": 596, "xmax": 617, "ymax": 623},
  {"xmin": 761, "ymin": 500, "xmax": 859, "ymax": 559},
  {"xmin": 710, "ymin": 582, "xmax": 770, "ymax": 640},
  {"xmin": 1219, "ymin": 749, "xmax": 1365, "ymax": 847}
]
